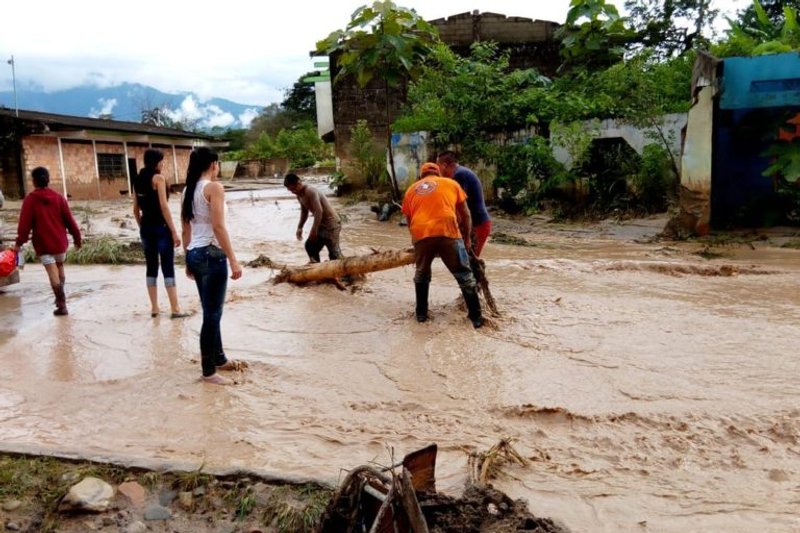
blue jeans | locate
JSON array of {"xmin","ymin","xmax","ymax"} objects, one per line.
[
  {"xmin": 140, "ymin": 224, "xmax": 175, "ymax": 287},
  {"xmin": 186, "ymin": 245, "xmax": 229, "ymax": 376}
]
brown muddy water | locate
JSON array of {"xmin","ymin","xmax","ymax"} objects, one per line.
[{"xmin": 1, "ymin": 184, "xmax": 799, "ymax": 532}]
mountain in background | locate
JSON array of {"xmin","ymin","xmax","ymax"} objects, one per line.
[{"xmin": 0, "ymin": 82, "xmax": 262, "ymax": 130}]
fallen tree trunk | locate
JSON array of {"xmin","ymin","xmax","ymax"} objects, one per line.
[{"xmin": 273, "ymin": 248, "xmax": 415, "ymax": 285}]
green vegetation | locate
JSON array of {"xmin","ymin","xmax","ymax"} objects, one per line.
[
  {"xmin": 317, "ymin": 0, "xmax": 439, "ymax": 199},
  {"xmin": 23, "ymin": 237, "xmax": 146, "ymax": 265},
  {"xmin": 348, "ymin": 119, "xmax": 388, "ymax": 188},
  {"xmin": 67, "ymin": 237, "xmax": 145, "ymax": 265}
]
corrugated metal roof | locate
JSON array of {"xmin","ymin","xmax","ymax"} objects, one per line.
[{"xmin": 0, "ymin": 107, "xmax": 212, "ymax": 139}]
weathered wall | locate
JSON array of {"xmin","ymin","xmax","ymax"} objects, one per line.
[
  {"xmin": 234, "ymin": 158, "xmax": 289, "ymax": 178},
  {"xmin": 330, "ymin": 11, "xmax": 561, "ymax": 171},
  {"xmin": 392, "ymin": 132, "xmax": 429, "ymax": 192},
  {"xmin": 552, "ymin": 114, "xmax": 688, "ymax": 169},
  {"xmin": 21, "ymin": 137, "xmax": 63, "ymax": 196},
  {"xmin": 431, "ymin": 12, "xmax": 561, "ymax": 74},
  {"xmin": 62, "ymin": 141, "xmax": 100, "ymax": 200},
  {"xmin": 679, "ymin": 87, "xmax": 714, "ymax": 235},
  {"xmin": 19, "ymin": 138, "xmax": 193, "ymax": 201}
]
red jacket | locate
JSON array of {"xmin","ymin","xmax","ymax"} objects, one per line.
[{"xmin": 15, "ymin": 187, "xmax": 82, "ymax": 255}]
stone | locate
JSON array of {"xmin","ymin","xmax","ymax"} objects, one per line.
[
  {"xmin": 59, "ymin": 477, "xmax": 114, "ymax": 513},
  {"xmin": 178, "ymin": 491, "xmax": 193, "ymax": 510},
  {"xmin": 61, "ymin": 471, "xmax": 81, "ymax": 484},
  {"xmin": 144, "ymin": 504, "xmax": 172, "ymax": 521},
  {"xmin": 158, "ymin": 489, "xmax": 177, "ymax": 506},
  {"xmin": 5, "ymin": 522, "xmax": 21, "ymax": 532},
  {"xmin": 124, "ymin": 520, "xmax": 147, "ymax": 533},
  {"xmin": 192, "ymin": 486, "xmax": 206, "ymax": 497},
  {"xmin": 118, "ymin": 481, "xmax": 146, "ymax": 508},
  {"xmin": 2, "ymin": 499, "xmax": 22, "ymax": 512}
]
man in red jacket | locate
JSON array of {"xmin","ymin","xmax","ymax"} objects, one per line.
[{"xmin": 15, "ymin": 167, "xmax": 82, "ymax": 315}]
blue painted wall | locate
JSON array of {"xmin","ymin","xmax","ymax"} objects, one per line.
[
  {"xmin": 720, "ymin": 53, "xmax": 800, "ymax": 110},
  {"xmin": 712, "ymin": 53, "xmax": 800, "ymax": 226}
]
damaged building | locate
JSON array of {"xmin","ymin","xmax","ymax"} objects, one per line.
[
  {"xmin": 318, "ymin": 11, "xmax": 561, "ymax": 182},
  {"xmin": 0, "ymin": 109, "xmax": 219, "ymax": 201},
  {"xmin": 677, "ymin": 51, "xmax": 800, "ymax": 234}
]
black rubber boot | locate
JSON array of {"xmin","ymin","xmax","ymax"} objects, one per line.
[
  {"xmin": 461, "ymin": 286, "xmax": 483, "ymax": 328},
  {"xmin": 52, "ymin": 283, "xmax": 68, "ymax": 316},
  {"xmin": 415, "ymin": 282, "xmax": 429, "ymax": 322}
]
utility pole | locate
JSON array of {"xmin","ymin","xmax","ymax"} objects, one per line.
[{"xmin": 7, "ymin": 55, "xmax": 18, "ymax": 117}]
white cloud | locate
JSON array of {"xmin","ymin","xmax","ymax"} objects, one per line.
[
  {"xmin": 238, "ymin": 108, "xmax": 260, "ymax": 128},
  {"xmin": 0, "ymin": 0, "xmax": 751, "ymax": 105},
  {"xmin": 89, "ymin": 97, "xmax": 117, "ymax": 118},
  {"xmin": 163, "ymin": 96, "xmax": 239, "ymax": 128}
]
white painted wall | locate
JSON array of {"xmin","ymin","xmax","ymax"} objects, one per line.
[{"xmin": 553, "ymin": 113, "xmax": 688, "ymax": 169}]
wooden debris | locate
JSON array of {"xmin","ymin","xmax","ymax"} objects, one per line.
[
  {"xmin": 273, "ymin": 248, "xmax": 415, "ymax": 285},
  {"xmin": 468, "ymin": 438, "xmax": 529, "ymax": 485},
  {"xmin": 470, "ymin": 252, "xmax": 500, "ymax": 316},
  {"xmin": 318, "ymin": 444, "xmax": 437, "ymax": 533}
]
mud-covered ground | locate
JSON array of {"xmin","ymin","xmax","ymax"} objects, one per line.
[{"xmin": 1, "ymin": 179, "xmax": 799, "ymax": 532}]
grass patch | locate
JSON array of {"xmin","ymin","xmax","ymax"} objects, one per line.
[
  {"xmin": 0, "ymin": 453, "xmax": 333, "ymax": 533},
  {"xmin": 694, "ymin": 246, "xmax": 727, "ymax": 260},
  {"xmin": 67, "ymin": 237, "xmax": 145, "ymax": 264},
  {"xmin": 21, "ymin": 236, "xmax": 188, "ymax": 265},
  {"xmin": 781, "ymin": 239, "xmax": 800, "ymax": 249},
  {"xmin": 262, "ymin": 484, "xmax": 332, "ymax": 532},
  {"xmin": 492, "ymin": 232, "xmax": 538, "ymax": 247}
]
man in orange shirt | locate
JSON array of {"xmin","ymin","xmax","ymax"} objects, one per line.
[{"xmin": 402, "ymin": 162, "xmax": 483, "ymax": 328}]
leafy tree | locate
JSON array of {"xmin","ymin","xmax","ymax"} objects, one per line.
[
  {"xmin": 246, "ymin": 104, "xmax": 297, "ymax": 143},
  {"xmin": 556, "ymin": 0, "xmax": 635, "ymax": 72},
  {"xmin": 316, "ymin": 0, "xmax": 439, "ymax": 199},
  {"xmin": 395, "ymin": 42, "xmax": 551, "ymax": 162},
  {"xmin": 625, "ymin": 0, "xmax": 719, "ymax": 58},
  {"xmin": 738, "ymin": 0, "xmax": 800, "ymax": 28},
  {"xmin": 281, "ymin": 72, "xmax": 317, "ymax": 123},
  {"xmin": 715, "ymin": 0, "xmax": 800, "ymax": 56}
]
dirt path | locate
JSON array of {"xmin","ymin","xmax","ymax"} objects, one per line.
[{"xmin": 1, "ymin": 184, "xmax": 799, "ymax": 532}]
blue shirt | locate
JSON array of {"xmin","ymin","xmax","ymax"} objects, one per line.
[{"xmin": 452, "ymin": 165, "xmax": 490, "ymax": 226}]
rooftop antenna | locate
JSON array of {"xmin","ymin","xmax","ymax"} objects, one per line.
[{"xmin": 7, "ymin": 55, "xmax": 18, "ymax": 117}]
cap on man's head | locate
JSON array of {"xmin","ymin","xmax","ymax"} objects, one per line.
[{"xmin": 420, "ymin": 162, "xmax": 440, "ymax": 177}]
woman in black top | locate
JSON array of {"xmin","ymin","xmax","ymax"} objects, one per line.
[{"xmin": 133, "ymin": 149, "xmax": 189, "ymax": 318}]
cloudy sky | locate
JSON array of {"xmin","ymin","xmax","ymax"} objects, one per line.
[{"xmin": 1, "ymin": 0, "xmax": 749, "ymax": 112}]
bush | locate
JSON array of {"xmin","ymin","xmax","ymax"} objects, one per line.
[
  {"xmin": 631, "ymin": 143, "xmax": 676, "ymax": 212},
  {"xmin": 348, "ymin": 120, "xmax": 388, "ymax": 188}
]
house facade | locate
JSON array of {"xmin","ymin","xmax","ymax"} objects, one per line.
[{"xmin": 0, "ymin": 109, "xmax": 221, "ymax": 200}]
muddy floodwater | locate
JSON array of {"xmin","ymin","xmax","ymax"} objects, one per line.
[{"xmin": 1, "ymin": 183, "xmax": 799, "ymax": 532}]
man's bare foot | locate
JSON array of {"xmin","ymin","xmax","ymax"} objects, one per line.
[{"xmin": 202, "ymin": 374, "xmax": 232, "ymax": 385}]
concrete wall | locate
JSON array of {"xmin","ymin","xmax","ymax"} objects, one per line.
[
  {"xmin": 315, "ymin": 81, "xmax": 334, "ymax": 138},
  {"xmin": 552, "ymin": 114, "xmax": 688, "ymax": 169},
  {"xmin": 392, "ymin": 132, "xmax": 430, "ymax": 192}
]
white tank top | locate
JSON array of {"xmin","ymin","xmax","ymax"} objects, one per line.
[{"xmin": 186, "ymin": 180, "xmax": 218, "ymax": 250}]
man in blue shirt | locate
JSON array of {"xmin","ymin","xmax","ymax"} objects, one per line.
[{"xmin": 436, "ymin": 151, "xmax": 492, "ymax": 256}]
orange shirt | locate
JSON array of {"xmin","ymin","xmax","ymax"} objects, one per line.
[{"xmin": 402, "ymin": 176, "xmax": 466, "ymax": 242}]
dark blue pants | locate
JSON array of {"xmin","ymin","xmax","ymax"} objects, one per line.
[
  {"xmin": 140, "ymin": 225, "xmax": 175, "ymax": 287},
  {"xmin": 186, "ymin": 245, "xmax": 229, "ymax": 376}
]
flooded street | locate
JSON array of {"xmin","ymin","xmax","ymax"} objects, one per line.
[{"xmin": 1, "ymin": 184, "xmax": 799, "ymax": 532}]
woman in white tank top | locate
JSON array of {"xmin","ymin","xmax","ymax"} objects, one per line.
[{"xmin": 180, "ymin": 147, "xmax": 244, "ymax": 385}]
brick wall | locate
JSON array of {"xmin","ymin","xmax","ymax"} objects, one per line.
[
  {"xmin": 21, "ymin": 137, "xmax": 62, "ymax": 195},
  {"xmin": 330, "ymin": 11, "xmax": 561, "ymax": 169}
]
